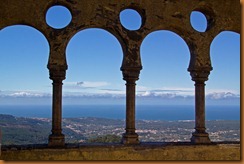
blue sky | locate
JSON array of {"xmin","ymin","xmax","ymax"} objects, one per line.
[{"xmin": 0, "ymin": 7, "xmax": 240, "ymax": 105}]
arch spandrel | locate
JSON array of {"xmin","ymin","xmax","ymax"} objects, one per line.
[
  {"xmin": 182, "ymin": 34, "xmax": 214, "ymax": 73},
  {"xmin": 0, "ymin": 0, "xmax": 240, "ymax": 33},
  {"xmin": 208, "ymin": 0, "xmax": 240, "ymax": 34},
  {"xmin": 0, "ymin": 1, "xmax": 50, "ymax": 30}
]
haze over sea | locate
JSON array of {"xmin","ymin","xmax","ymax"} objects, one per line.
[{"xmin": 0, "ymin": 105, "xmax": 239, "ymax": 121}]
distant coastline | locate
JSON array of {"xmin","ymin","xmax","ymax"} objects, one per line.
[{"xmin": 0, "ymin": 104, "xmax": 240, "ymax": 121}]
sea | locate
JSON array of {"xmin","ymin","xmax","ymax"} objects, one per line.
[{"xmin": 0, "ymin": 105, "xmax": 240, "ymax": 121}]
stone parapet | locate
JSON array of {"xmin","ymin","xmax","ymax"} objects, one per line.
[{"xmin": 1, "ymin": 142, "xmax": 240, "ymax": 161}]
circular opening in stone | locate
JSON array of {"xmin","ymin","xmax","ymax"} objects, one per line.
[
  {"xmin": 120, "ymin": 9, "xmax": 142, "ymax": 31},
  {"xmin": 46, "ymin": 5, "xmax": 72, "ymax": 29},
  {"xmin": 190, "ymin": 11, "xmax": 208, "ymax": 32}
]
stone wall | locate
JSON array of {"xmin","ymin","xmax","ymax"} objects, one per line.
[{"xmin": 1, "ymin": 143, "xmax": 240, "ymax": 161}]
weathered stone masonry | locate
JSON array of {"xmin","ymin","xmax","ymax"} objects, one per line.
[{"xmin": 0, "ymin": 0, "xmax": 240, "ymax": 147}]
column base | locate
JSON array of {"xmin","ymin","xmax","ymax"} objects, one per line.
[
  {"xmin": 191, "ymin": 132, "xmax": 211, "ymax": 144},
  {"xmin": 48, "ymin": 134, "xmax": 65, "ymax": 147},
  {"xmin": 122, "ymin": 133, "xmax": 140, "ymax": 145}
]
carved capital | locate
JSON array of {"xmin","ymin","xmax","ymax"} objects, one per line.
[
  {"xmin": 190, "ymin": 70, "xmax": 211, "ymax": 82},
  {"xmin": 121, "ymin": 67, "xmax": 141, "ymax": 81},
  {"xmin": 48, "ymin": 65, "xmax": 67, "ymax": 81}
]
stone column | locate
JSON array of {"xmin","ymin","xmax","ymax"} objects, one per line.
[
  {"xmin": 48, "ymin": 67, "xmax": 66, "ymax": 147},
  {"xmin": 121, "ymin": 69, "xmax": 140, "ymax": 144},
  {"xmin": 190, "ymin": 70, "xmax": 211, "ymax": 144}
]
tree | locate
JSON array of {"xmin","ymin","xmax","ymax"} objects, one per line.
[{"xmin": 87, "ymin": 134, "xmax": 121, "ymax": 143}]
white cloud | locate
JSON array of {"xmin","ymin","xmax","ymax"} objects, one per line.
[
  {"xmin": 136, "ymin": 86, "xmax": 240, "ymax": 100},
  {"xmin": 0, "ymin": 88, "xmax": 239, "ymax": 102},
  {"xmin": 136, "ymin": 91, "xmax": 186, "ymax": 99},
  {"xmin": 99, "ymin": 89, "xmax": 125, "ymax": 95},
  {"xmin": 137, "ymin": 85, "xmax": 150, "ymax": 92},
  {"xmin": 140, "ymin": 91, "xmax": 152, "ymax": 97},
  {"xmin": 0, "ymin": 91, "xmax": 51, "ymax": 98},
  {"xmin": 206, "ymin": 92, "xmax": 240, "ymax": 100},
  {"xmin": 136, "ymin": 86, "xmax": 194, "ymax": 97},
  {"xmin": 206, "ymin": 89, "xmax": 239, "ymax": 95},
  {"xmin": 64, "ymin": 81, "xmax": 110, "ymax": 88},
  {"xmin": 62, "ymin": 92, "xmax": 125, "ymax": 99},
  {"xmin": 135, "ymin": 87, "xmax": 240, "ymax": 101}
]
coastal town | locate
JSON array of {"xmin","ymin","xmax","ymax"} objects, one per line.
[
  {"xmin": 61, "ymin": 117, "xmax": 240, "ymax": 143},
  {"xmin": 0, "ymin": 114, "xmax": 240, "ymax": 145}
]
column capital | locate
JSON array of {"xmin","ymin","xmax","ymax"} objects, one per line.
[
  {"xmin": 48, "ymin": 65, "xmax": 67, "ymax": 81},
  {"xmin": 121, "ymin": 67, "xmax": 141, "ymax": 81},
  {"xmin": 190, "ymin": 70, "xmax": 211, "ymax": 82}
]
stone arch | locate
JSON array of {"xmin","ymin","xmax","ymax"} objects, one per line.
[
  {"xmin": 0, "ymin": 25, "xmax": 49, "ymax": 88},
  {"xmin": 139, "ymin": 29, "xmax": 191, "ymax": 81},
  {"xmin": 141, "ymin": 26, "xmax": 196, "ymax": 70},
  {"xmin": 65, "ymin": 27, "xmax": 124, "ymax": 90},
  {"xmin": 66, "ymin": 27, "xmax": 124, "ymax": 69},
  {"xmin": 1, "ymin": 24, "xmax": 49, "ymax": 44},
  {"xmin": 137, "ymin": 29, "xmax": 192, "ymax": 118},
  {"xmin": 208, "ymin": 31, "xmax": 240, "ymax": 96},
  {"xmin": 0, "ymin": 25, "xmax": 51, "ymax": 117},
  {"xmin": 64, "ymin": 27, "xmax": 125, "ymax": 142},
  {"xmin": 204, "ymin": 31, "xmax": 240, "ymax": 139},
  {"xmin": 133, "ymin": 30, "xmax": 193, "ymax": 142},
  {"xmin": 140, "ymin": 28, "xmax": 191, "ymax": 54}
]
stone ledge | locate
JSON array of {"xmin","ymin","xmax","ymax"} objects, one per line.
[{"xmin": 0, "ymin": 142, "xmax": 240, "ymax": 161}]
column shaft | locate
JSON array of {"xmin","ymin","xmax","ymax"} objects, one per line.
[
  {"xmin": 191, "ymin": 80, "xmax": 211, "ymax": 144},
  {"xmin": 122, "ymin": 78, "xmax": 139, "ymax": 145},
  {"xmin": 125, "ymin": 80, "xmax": 136, "ymax": 134},
  {"xmin": 195, "ymin": 82, "xmax": 206, "ymax": 133},
  {"xmin": 48, "ymin": 79, "xmax": 65, "ymax": 147},
  {"xmin": 51, "ymin": 80, "xmax": 63, "ymax": 135}
]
